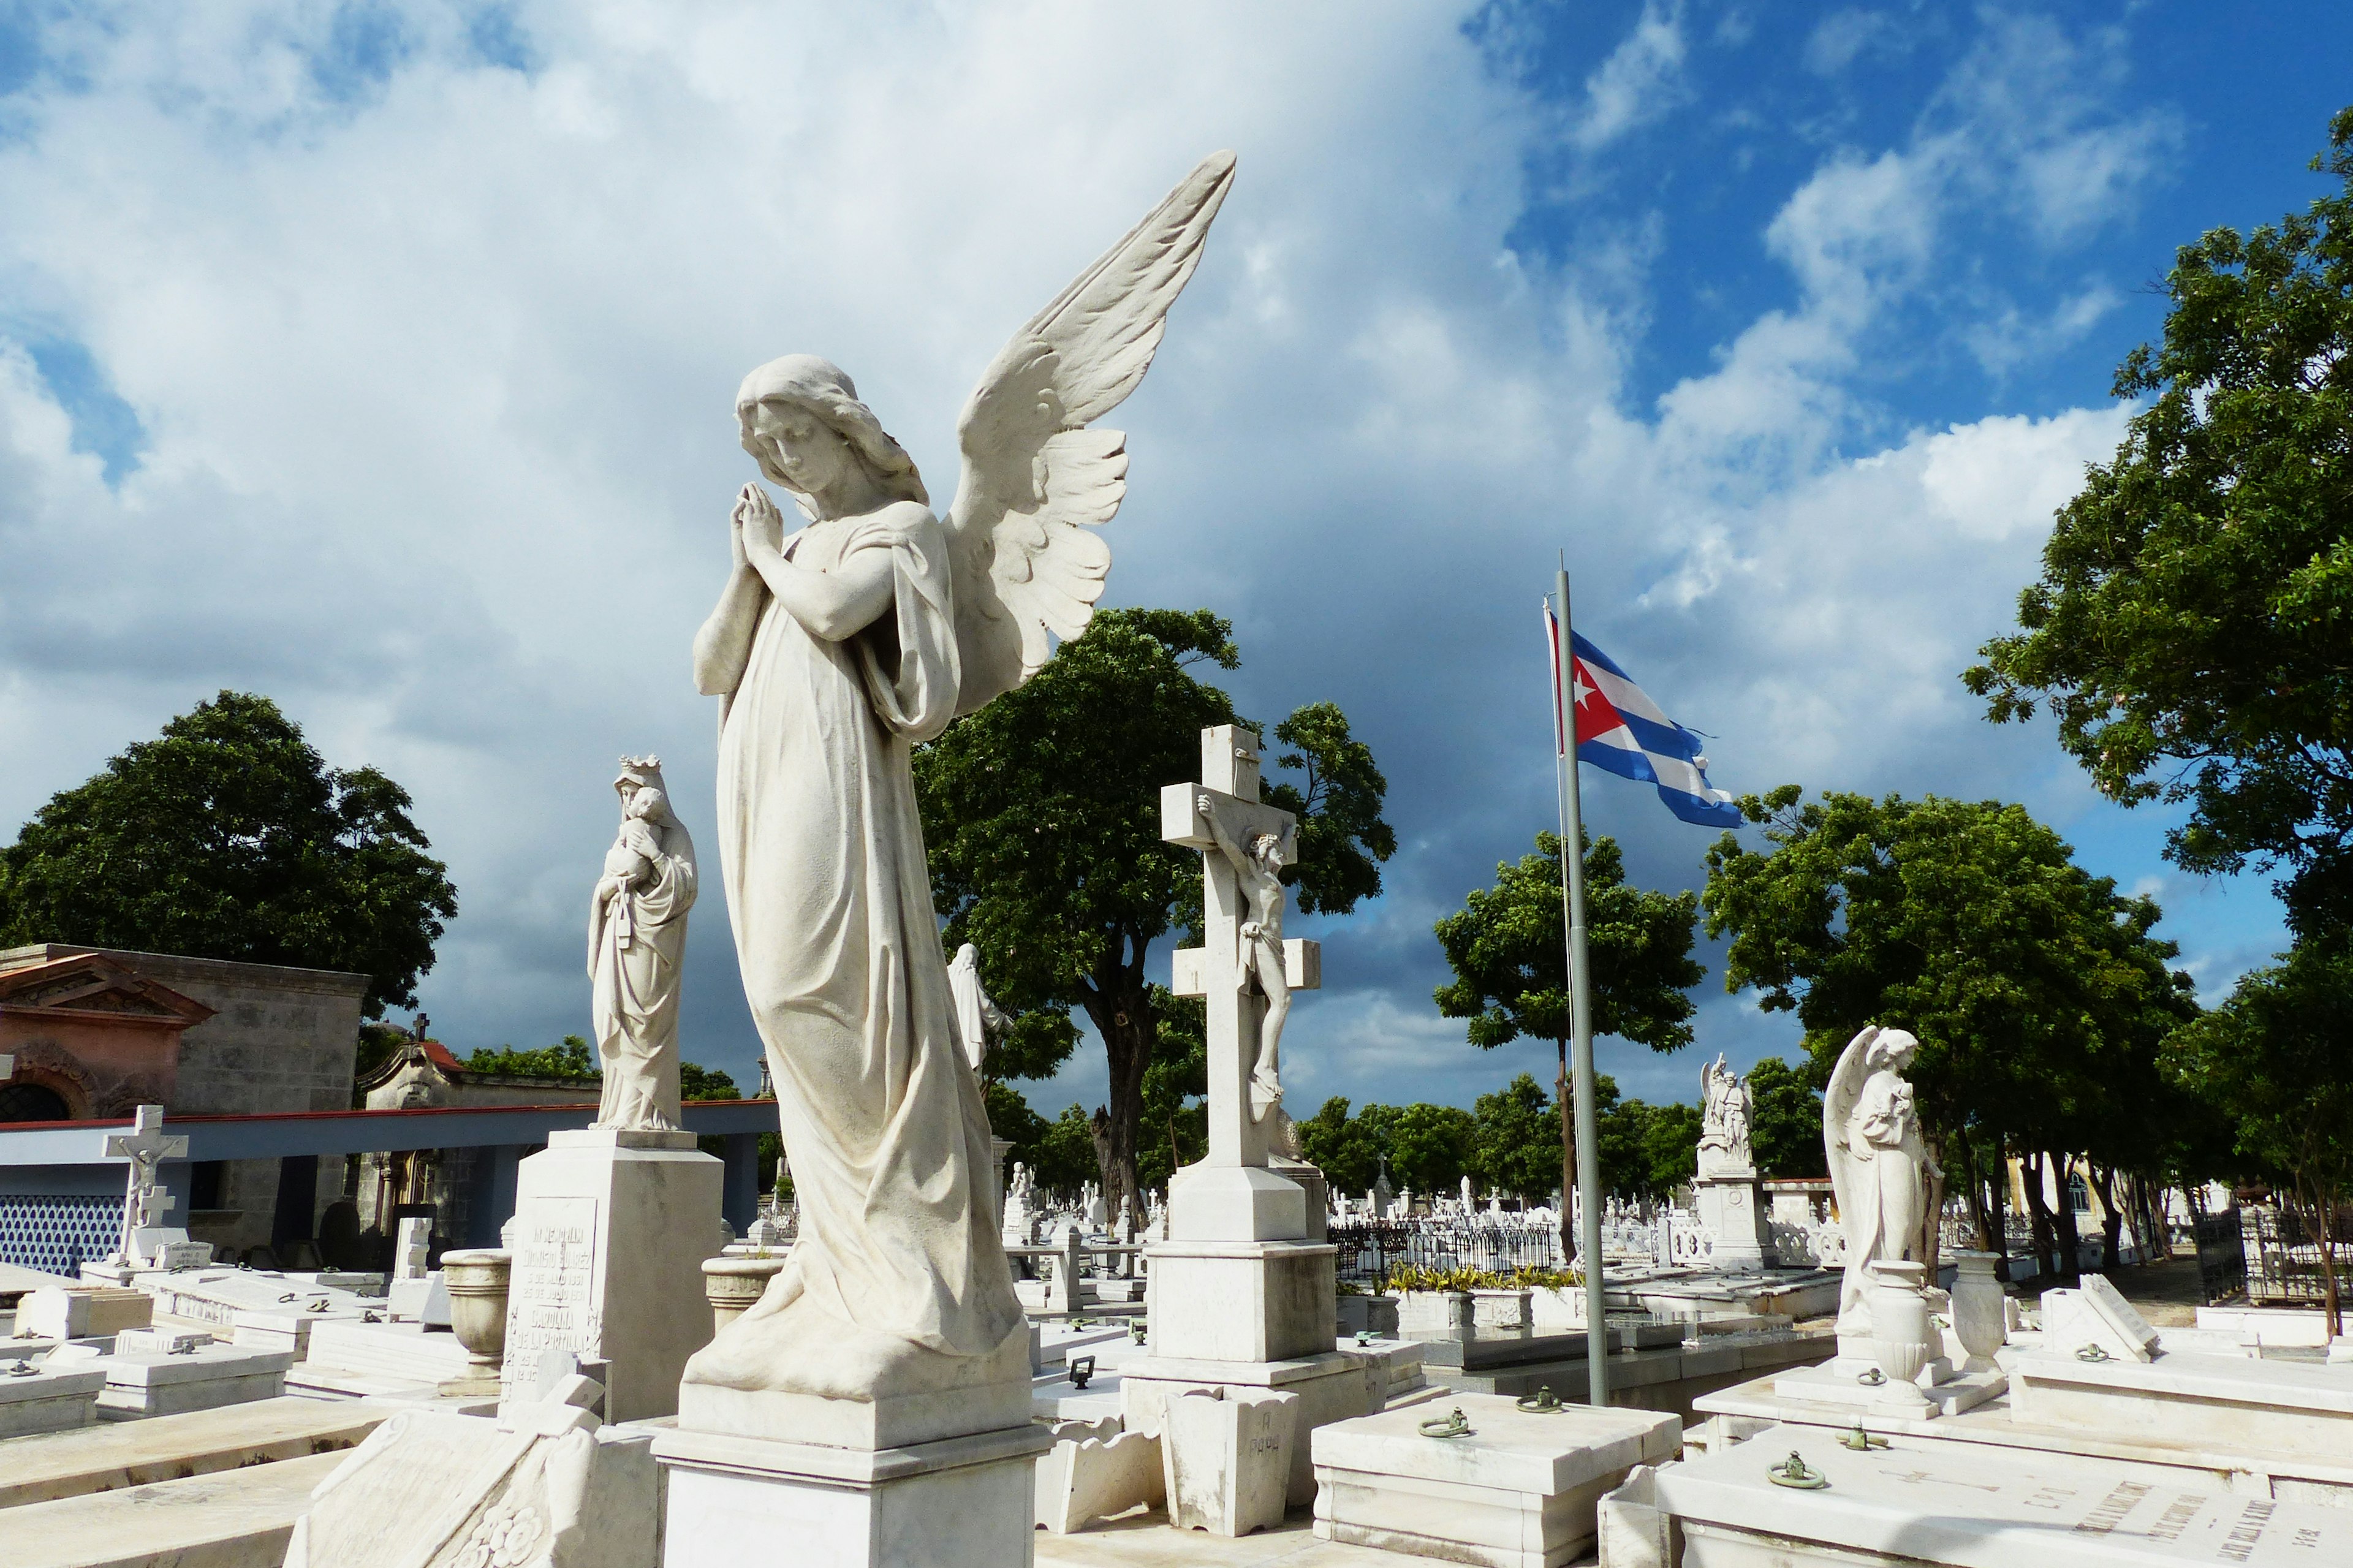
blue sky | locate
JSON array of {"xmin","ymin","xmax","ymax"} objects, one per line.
[{"xmin": 0, "ymin": 3, "xmax": 2343, "ymax": 1119}]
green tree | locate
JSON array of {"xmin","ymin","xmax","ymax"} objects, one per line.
[
  {"xmin": 2165, "ymin": 937, "xmax": 2353, "ymax": 1335},
  {"xmin": 915, "ymin": 608, "xmax": 1393, "ymax": 1217},
  {"xmin": 1468, "ymin": 1074, "xmax": 1561, "ymax": 1201},
  {"xmin": 981, "ymin": 1081, "xmax": 1052, "ymax": 1191},
  {"xmin": 1703, "ymin": 787, "xmax": 2197, "ymax": 1266},
  {"xmin": 680, "ymin": 1062, "xmax": 740, "ymax": 1102},
  {"xmin": 461, "ymin": 1035, "xmax": 739, "ymax": 1104},
  {"xmin": 1966, "ymin": 108, "xmax": 2353, "ymax": 934},
  {"xmin": 0, "ymin": 691, "xmax": 458, "ymax": 1017},
  {"xmin": 1744, "ymin": 1055, "xmax": 1827, "ymax": 1178},
  {"xmin": 466, "ymin": 1036, "xmax": 597, "ymax": 1080},
  {"xmin": 1384, "ymin": 1102, "xmax": 1475, "ymax": 1197},
  {"xmin": 1298, "ymin": 1096, "xmax": 1387, "ymax": 1197},
  {"xmin": 1434, "ymin": 830, "xmax": 1703, "ymax": 1246},
  {"xmin": 1032, "ymin": 1104, "xmax": 1107, "ymax": 1197}
]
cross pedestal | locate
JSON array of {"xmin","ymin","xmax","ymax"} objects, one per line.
[{"xmin": 1126, "ymin": 725, "xmax": 1359, "ymax": 1508}]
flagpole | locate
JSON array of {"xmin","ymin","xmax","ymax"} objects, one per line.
[{"xmin": 1553, "ymin": 566, "xmax": 1609, "ymax": 1408}]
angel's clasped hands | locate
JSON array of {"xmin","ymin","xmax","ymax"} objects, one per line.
[{"xmin": 733, "ymin": 483, "xmax": 787, "ymax": 563}]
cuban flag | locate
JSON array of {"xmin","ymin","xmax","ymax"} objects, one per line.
[{"xmin": 1547, "ymin": 603, "xmax": 1741, "ymax": 828}]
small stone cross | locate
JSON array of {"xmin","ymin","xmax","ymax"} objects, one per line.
[
  {"xmin": 1162, "ymin": 725, "xmax": 1321, "ymax": 1173},
  {"xmin": 102, "ymin": 1103, "xmax": 186, "ymax": 1262}
]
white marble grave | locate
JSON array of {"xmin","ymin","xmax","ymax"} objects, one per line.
[
  {"xmin": 1314, "ymin": 1392, "xmax": 1680, "ymax": 1568},
  {"xmin": 498, "ymin": 1127, "xmax": 721, "ymax": 1424},
  {"xmin": 48, "ymin": 1338, "xmax": 292, "ymax": 1417},
  {"xmin": 1653, "ymin": 1424, "xmax": 2353, "ymax": 1566},
  {"xmin": 285, "ymin": 1373, "xmax": 654, "ymax": 1568},
  {"xmin": 0, "ymin": 1357, "xmax": 106, "ymax": 1437}
]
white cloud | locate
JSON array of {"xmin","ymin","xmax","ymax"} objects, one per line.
[
  {"xmin": 0, "ymin": 4, "xmax": 2272, "ymax": 1105},
  {"xmin": 1570, "ymin": 2, "xmax": 1690, "ymax": 153}
]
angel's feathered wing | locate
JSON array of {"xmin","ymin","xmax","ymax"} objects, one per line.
[
  {"xmin": 944, "ymin": 151, "xmax": 1237, "ymax": 716},
  {"xmin": 1822, "ymin": 1025, "xmax": 1877, "ymax": 1225}
]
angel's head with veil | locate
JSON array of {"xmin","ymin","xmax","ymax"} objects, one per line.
[{"xmin": 735, "ymin": 354, "xmax": 929, "ymax": 520}]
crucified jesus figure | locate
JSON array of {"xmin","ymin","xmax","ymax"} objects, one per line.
[{"xmin": 1200, "ymin": 791, "xmax": 1291, "ymax": 1121}]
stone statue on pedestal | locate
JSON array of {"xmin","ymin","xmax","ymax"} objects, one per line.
[
  {"xmin": 680, "ymin": 153, "xmax": 1235, "ymax": 1412},
  {"xmin": 1697, "ymin": 1053, "xmax": 1753, "ymax": 1175},
  {"xmin": 589, "ymin": 756, "xmax": 698, "ymax": 1131},
  {"xmin": 1824, "ymin": 1025, "xmax": 1942, "ymax": 1340}
]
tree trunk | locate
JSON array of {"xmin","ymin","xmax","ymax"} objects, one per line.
[
  {"xmin": 2019, "ymin": 1149, "xmax": 2058, "ymax": 1279},
  {"xmin": 2304, "ymin": 1171, "xmax": 2344, "ymax": 1341},
  {"xmin": 1080, "ymin": 971, "xmax": 1156, "ymax": 1225},
  {"xmin": 1953, "ymin": 1126, "xmax": 1996, "ymax": 1254},
  {"xmin": 2050, "ymin": 1152, "xmax": 2085, "ymax": 1279},
  {"xmin": 2088, "ymin": 1162, "xmax": 2124, "ymax": 1273},
  {"xmin": 1556, "ymin": 1039, "xmax": 1574, "ymax": 1268}
]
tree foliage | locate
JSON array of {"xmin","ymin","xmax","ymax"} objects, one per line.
[
  {"xmin": 1967, "ymin": 107, "xmax": 2353, "ymax": 933},
  {"xmin": 1303, "ymin": 1076, "xmax": 1703, "ymax": 1207},
  {"xmin": 466, "ymin": 1036, "xmax": 598, "ymax": 1080},
  {"xmin": 1743, "ymin": 1055, "xmax": 1827, "ymax": 1179},
  {"xmin": 0, "ymin": 692, "xmax": 458, "ymax": 1018},
  {"xmin": 1702, "ymin": 787, "xmax": 2199, "ymax": 1259},
  {"xmin": 2165, "ymin": 936, "xmax": 2353, "ymax": 1334},
  {"xmin": 914, "ymin": 608, "xmax": 1393, "ymax": 1213},
  {"xmin": 1468, "ymin": 1074, "xmax": 1561, "ymax": 1200},
  {"xmin": 1434, "ymin": 830, "xmax": 1704, "ymax": 1053}
]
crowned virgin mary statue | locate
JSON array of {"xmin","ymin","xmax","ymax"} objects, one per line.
[{"xmin": 681, "ymin": 153, "xmax": 1235, "ymax": 1415}]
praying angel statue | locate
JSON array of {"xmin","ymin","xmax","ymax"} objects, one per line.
[
  {"xmin": 684, "ymin": 152, "xmax": 1236, "ymax": 1409},
  {"xmin": 1199, "ymin": 789, "xmax": 1295, "ymax": 1119}
]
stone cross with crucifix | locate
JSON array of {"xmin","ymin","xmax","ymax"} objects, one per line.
[
  {"xmin": 1161, "ymin": 725, "xmax": 1322, "ymax": 1239},
  {"xmin": 103, "ymin": 1102, "xmax": 186, "ymax": 1263}
]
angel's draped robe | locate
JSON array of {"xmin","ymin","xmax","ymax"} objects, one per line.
[
  {"xmin": 716, "ymin": 507, "xmax": 1023, "ymax": 1368},
  {"xmin": 1839, "ymin": 1069, "xmax": 1930, "ymax": 1331},
  {"xmin": 588, "ymin": 814, "xmax": 696, "ymax": 1129}
]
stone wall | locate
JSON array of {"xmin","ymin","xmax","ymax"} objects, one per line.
[{"xmin": 0, "ymin": 944, "xmax": 369, "ymax": 1115}]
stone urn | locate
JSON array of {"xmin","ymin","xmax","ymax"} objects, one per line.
[
  {"xmin": 1865, "ymin": 1260, "xmax": 1934, "ymax": 1401},
  {"xmin": 1948, "ymin": 1251, "xmax": 2006, "ymax": 1372},
  {"xmin": 439, "ymin": 1248, "xmax": 511, "ymax": 1371},
  {"xmin": 703, "ymin": 1254, "xmax": 787, "ymax": 1335}
]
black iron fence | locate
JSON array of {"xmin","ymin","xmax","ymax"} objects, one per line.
[
  {"xmin": 1329, "ymin": 1219, "xmax": 1564, "ymax": 1287},
  {"xmin": 2194, "ymin": 1208, "xmax": 2245, "ymax": 1306},
  {"xmin": 2240, "ymin": 1203, "xmax": 2353, "ymax": 1308}
]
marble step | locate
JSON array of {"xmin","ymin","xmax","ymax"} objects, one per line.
[
  {"xmin": 4, "ymin": 1447, "xmax": 346, "ymax": 1568},
  {"xmin": 0, "ymin": 1394, "xmax": 390, "ymax": 1510}
]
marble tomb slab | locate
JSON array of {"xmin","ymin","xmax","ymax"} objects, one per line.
[
  {"xmin": 1654, "ymin": 1424, "xmax": 2353, "ymax": 1566},
  {"xmin": 0, "ymin": 1393, "xmax": 391, "ymax": 1509},
  {"xmin": 3, "ymin": 1447, "xmax": 346, "ymax": 1568},
  {"xmin": 54, "ymin": 1340, "xmax": 295, "ymax": 1418},
  {"xmin": 2009, "ymin": 1348, "xmax": 2353, "ymax": 1464},
  {"xmin": 0, "ymin": 1359, "xmax": 107, "ymax": 1439},
  {"xmin": 1311, "ymin": 1390, "xmax": 1680, "ymax": 1568}
]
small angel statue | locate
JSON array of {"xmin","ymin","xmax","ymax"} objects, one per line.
[
  {"xmin": 588, "ymin": 757, "xmax": 697, "ymax": 1131},
  {"xmin": 1823, "ymin": 1025, "xmax": 1943, "ymax": 1343},
  {"xmin": 684, "ymin": 153, "xmax": 1236, "ymax": 1406},
  {"xmin": 1199, "ymin": 790, "xmax": 1295, "ymax": 1119}
]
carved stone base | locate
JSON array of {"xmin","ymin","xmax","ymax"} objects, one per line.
[{"xmin": 654, "ymin": 1422, "xmax": 1051, "ymax": 1568}]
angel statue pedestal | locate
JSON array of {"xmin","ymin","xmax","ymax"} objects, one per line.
[
  {"xmin": 501, "ymin": 757, "xmax": 723, "ymax": 1426},
  {"xmin": 1692, "ymin": 1055, "xmax": 1774, "ymax": 1271},
  {"xmin": 651, "ymin": 151, "xmax": 1238, "ymax": 1568},
  {"xmin": 1771, "ymin": 1026, "xmax": 2006, "ymax": 1420},
  {"xmin": 1116, "ymin": 725, "xmax": 1365, "ymax": 1510}
]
